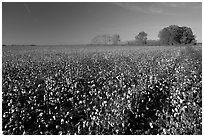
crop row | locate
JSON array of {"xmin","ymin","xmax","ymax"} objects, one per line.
[{"xmin": 2, "ymin": 46, "xmax": 202, "ymax": 134}]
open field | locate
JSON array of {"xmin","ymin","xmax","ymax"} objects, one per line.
[{"xmin": 2, "ymin": 45, "xmax": 202, "ymax": 135}]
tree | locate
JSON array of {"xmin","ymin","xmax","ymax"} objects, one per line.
[
  {"xmin": 135, "ymin": 31, "xmax": 147, "ymax": 45},
  {"xmin": 158, "ymin": 25, "xmax": 180, "ymax": 45},
  {"xmin": 91, "ymin": 34, "xmax": 111, "ymax": 45},
  {"xmin": 112, "ymin": 34, "xmax": 120, "ymax": 45},
  {"xmin": 158, "ymin": 25, "xmax": 195, "ymax": 45},
  {"xmin": 91, "ymin": 34, "xmax": 121, "ymax": 45},
  {"xmin": 158, "ymin": 28, "xmax": 171, "ymax": 45},
  {"xmin": 180, "ymin": 27, "xmax": 195, "ymax": 44}
]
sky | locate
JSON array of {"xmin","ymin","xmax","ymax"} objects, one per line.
[{"xmin": 2, "ymin": 2, "xmax": 202, "ymax": 45}]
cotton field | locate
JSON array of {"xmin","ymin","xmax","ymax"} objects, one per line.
[{"xmin": 2, "ymin": 45, "xmax": 202, "ymax": 135}]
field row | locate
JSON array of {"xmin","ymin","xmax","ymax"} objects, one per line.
[{"xmin": 2, "ymin": 45, "xmax": 202, "ymax": 134}]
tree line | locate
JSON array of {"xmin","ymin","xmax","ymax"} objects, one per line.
[
  {"xmin": 91, "ymin": 34, "xmax": 120, "ymax": 45},
  {"xmin": 91, "ymin": 25, "xmax": 197, "ymax": 46}
]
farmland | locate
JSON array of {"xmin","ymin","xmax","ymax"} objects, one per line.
[{"xmin": 2, "ymin": 44, "xmax": 202, "ymax": 135}]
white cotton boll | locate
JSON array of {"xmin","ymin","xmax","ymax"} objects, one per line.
[
  {"xmin": 23, "ymin": 131, "xmax": 26, "ymax": 135},
  {"xmin": 11, "ymin": 108, "xmax": 15, "ymax": 113},
  {"xmin": 179, "ymin": 99, "xmax": 183, "ymax": 104},
  {"xmin": 79, "ymin": 100, "xmax": 82, "ymax": 104},
  {"xmin": 163, "ymin": 129, "xmax": 166, "ymax": 134},
  {"xmin": 59, "ymin": 131, "xmax": 63, "ymax": 135},
  {"xmin": 3, "ymin": 113, "xmax": 6, "ymax": 118},
  {"xmin": 39, "ymin": 112, "xmax": 43, "ymax": 117},
  {"xmin": 56, "ymin": 125, "xmax": 60, "ymax": 129},
  {"xmin": 149, "ymin": 122, "xmax": 153, "ymax": 128}
]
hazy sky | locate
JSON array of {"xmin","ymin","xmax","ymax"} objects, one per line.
[{"xmin": 2, "ymin": 2, "xmax": 202, "ymax": 45}]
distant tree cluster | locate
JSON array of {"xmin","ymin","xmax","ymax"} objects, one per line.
[
  {"xmin": 91, "ymin": 34, "xmax": 120, "ymax": 45},
  {"xmin": 91, "ymin": 25, "xmax": 197, "ymax": 46}
]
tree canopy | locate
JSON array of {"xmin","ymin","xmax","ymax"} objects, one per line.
[
  {"xmin": 158, "ymin": 25, "xmax": 195, "ymax": 45},
  {"xmin": 135, "ymin": 31, "xmax": 147, "ymax": 45}
]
